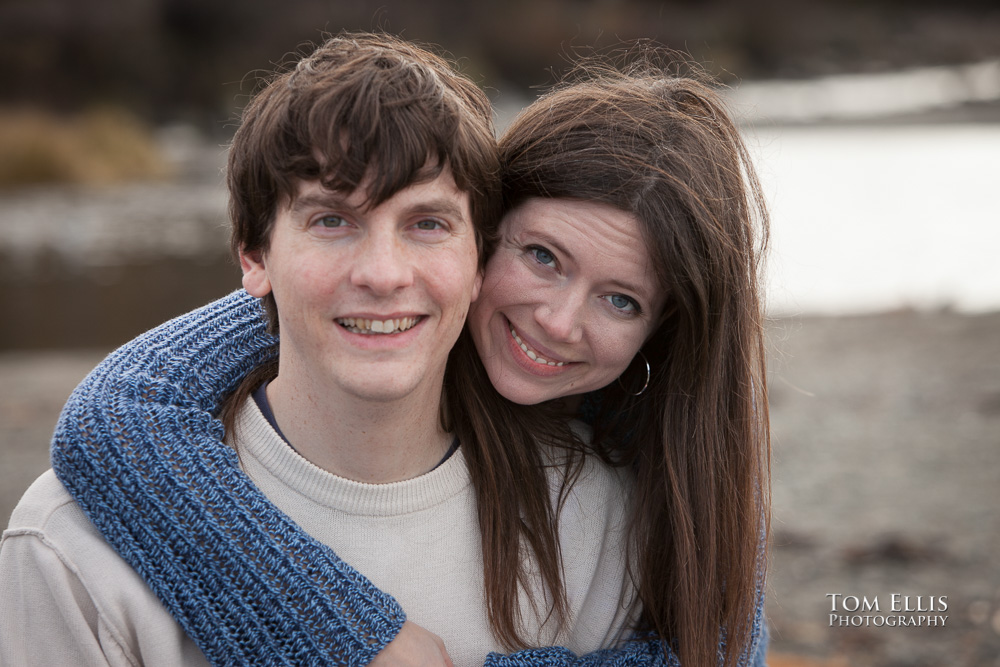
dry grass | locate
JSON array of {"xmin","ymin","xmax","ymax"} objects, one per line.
[{"xmin": 0, "ymin": 106, "xmax": 171, "ymax": 186}]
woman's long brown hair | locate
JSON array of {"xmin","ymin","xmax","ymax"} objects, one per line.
[{"xmin": 490, "ymin": 52, "xmax": 772, "ymax": 666}]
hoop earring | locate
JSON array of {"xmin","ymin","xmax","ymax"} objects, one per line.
[{"xmin": 618, "ymin": 350, "xmax": 651, "ymax": 397}]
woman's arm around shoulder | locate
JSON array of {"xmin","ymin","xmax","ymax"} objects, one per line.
[
  {"xmin": 50, "ymin": 290, "xmax": 406, "ymax": 666},
  {"xmin": 483, "ymin": 586, "xmax": 769, "ymax": 667}
]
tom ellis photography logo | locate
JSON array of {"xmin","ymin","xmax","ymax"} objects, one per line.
[{"xmin": 827, "ymin": 594, "xmax": 948, "ymax": 627}]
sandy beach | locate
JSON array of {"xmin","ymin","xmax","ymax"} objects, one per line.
[{"xmin": 2, "ymin": 308, "xmax": 998, "ymax": 665}]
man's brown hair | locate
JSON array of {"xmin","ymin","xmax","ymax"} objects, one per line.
[
  {"xmin": 218, "ymin": 32, "xmax": 576, "ymax": 650},
  {"xmin": 226, "ymin": 31, "xmax": 501, "ymax": 330}
]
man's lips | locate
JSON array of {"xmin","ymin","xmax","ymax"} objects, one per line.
[{"xmin": 336, "ymin": 316, "xmax": 422, "ymax": 334}]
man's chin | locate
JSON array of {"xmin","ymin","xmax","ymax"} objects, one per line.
[{"xmin": 338, "ymin": 375, "xmax": 430, "ymax": 405}]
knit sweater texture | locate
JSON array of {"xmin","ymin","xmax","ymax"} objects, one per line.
[
  {"xmin": 50, "ymin": 290, "xmax": 768, "ymax": 666},
  {"xmin": 2, "ymin": 397, "xmax": 634, "ymax": 665}
]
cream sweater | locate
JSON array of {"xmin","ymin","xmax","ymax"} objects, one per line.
[{"xmin": 1, "ymin": 400, "xmax": 636, "ymax": 666}]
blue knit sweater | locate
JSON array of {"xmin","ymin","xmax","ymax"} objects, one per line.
[{"xmin": 51, "ymin": 290, "xmax": 767, "ymax": 666}]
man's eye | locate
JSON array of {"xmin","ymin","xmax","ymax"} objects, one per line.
[
  {"xmin": 414, "ymin": 219, "xmax": 444, "ymax": 231},
  {"xmin": 316, "ymin": 215, "xmax": 347, "ymax": 228},
  {"xmin": 528, "ymin": 246, "xmax": 555, "ymax": 266},
  {"xmin": 604, "ymin": 294, "xmax": 640, "ymax": 313}
]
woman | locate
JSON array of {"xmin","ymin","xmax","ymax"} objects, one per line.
[{"xmin": 49, "ymin": 49, "xmax": 770, "ymax": 666}]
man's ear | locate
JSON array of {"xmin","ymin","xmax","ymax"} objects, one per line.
[
  {"xmin": 239, "ymin": 248, "xmax": 271, "ymax": 297},
  {"xmin": 470, "ymin": 267, "xmax": 484, "ymax": 304}
]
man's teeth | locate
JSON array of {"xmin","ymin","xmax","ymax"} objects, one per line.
[
  {"xmin": 509, "ymin": 323, "xmax": 565, "ymax": 367},
  {"xmin": 338, "ymin": 317, "xmax": 418, "ymax": 334}
]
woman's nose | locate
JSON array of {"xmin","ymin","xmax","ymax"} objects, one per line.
[{"xmin": 534, "ymin": 290, "xmax": 585, "ymax": 344}]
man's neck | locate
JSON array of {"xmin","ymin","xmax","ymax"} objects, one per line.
[{"xmin": 264, "ymin": 369, "xmax": 452, "ymax": 484}]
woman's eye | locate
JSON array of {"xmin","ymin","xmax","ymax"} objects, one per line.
[
  {"xmin": 316, "ymin": 214, "xmax": 347, "ymax": 228},
  {"xmin": 528, "ymin": 245, "xmax": 556, "ymax": 266},
  {"xmin": 414, "ymin": 219, "xmax": 444, "ymax": 231},
  {"xmin": 604, "ymin": 294, "xmax": 640, "ymax": 314}
]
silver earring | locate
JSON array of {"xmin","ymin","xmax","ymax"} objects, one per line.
[{"xmin": 618, "ymin": 350, "xmax": 650, "ymax": 397}]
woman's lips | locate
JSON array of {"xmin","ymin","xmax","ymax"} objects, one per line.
[
  {"xmin": 503, "ymin": 318, "xmax": 575, "ymax": 377},
  {"xmin": 508, "ymin": 321, "xmax": 566, "ymax": 366}
]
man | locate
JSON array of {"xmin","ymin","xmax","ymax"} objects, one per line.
[{"xmin": 0, "ymin": 33, "xmax": 634, "ymax": 666}]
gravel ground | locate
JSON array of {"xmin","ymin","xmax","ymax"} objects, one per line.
[
  {"xmin": 2, "ymin": 309, "xmax": 998, "ymax": 665},
  {"xmin": 764, "ymin": 310, "xmax": 1000, "ymax": 666}
]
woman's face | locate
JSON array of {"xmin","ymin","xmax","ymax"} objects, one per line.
[{"xmin": 469, "ymin": 198, "xmax": 666, "ymax": 405}]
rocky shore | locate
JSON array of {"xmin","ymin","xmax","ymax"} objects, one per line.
[
  {"xmin": 765, "ymin": 310, "xmax": 1000, "ymax": 666},
  {"xmin": 2, "ymin": 308, "xmax": 998, "ymax": 665}
]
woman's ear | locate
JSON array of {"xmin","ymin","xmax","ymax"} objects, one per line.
[
  {"xmin": 239, "ymin": 248, "xmax": 271, "ymax": 297},
  {"xmin": 645, "ymin": 300, "xmax": 675, "ymax": 343}
]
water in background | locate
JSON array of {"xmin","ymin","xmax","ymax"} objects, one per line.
[
  {"xmin": 3, "ymin": 62, "xmax": 999, "ymax": 349},
  {"xmin": 752, "ymin": 122, "xmax": 1000, "ymax": 316},
  {"xmin": 480, "ymin": 60, "xmax": 1000, "ymax": 318}
]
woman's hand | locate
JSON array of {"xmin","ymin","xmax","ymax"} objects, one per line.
[{"xmin": 370, "ymin": 620, "xmax": 454, "ymax": 667}]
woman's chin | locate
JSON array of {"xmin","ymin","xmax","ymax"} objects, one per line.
[
  {"xmin": 485, "ymin": 353, "xmax": 620, "ymax": 406},
  {"xmin": 494, "ymin": 382, "xmax": 551, "ymax": 406},
  {"xmin": 487, "ymin": 370, "xmax": 558, "ymax": 406},
  {"xmin": 491, "ymin": 371, "xmax": 595, "ymax": 407}
]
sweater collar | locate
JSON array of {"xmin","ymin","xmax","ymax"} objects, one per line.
[{"xmin": 234, "ymin": 398, "xmax": 472, "ymax": 516}]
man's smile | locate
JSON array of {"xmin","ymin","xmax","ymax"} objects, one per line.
[{"xmin": 336, "ymin": 316, "xmax": 422, "ymax": 334}]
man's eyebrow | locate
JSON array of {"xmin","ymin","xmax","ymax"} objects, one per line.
[
  {"xmin": 290, "ymin": 193, "xmax": 468, "ymax": 223},
  {"xmin": 402, "ymin": 197, "xmax": 469, "ymax": 222},
  {"xmin": 290, "ymin": 193, "xmax": 354, "ymax": 214}
]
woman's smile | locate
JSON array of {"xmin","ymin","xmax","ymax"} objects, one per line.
[
  {"xmin": 470, "ymin": 197, "xmax": 666, "ymax": 405},
  {"xmin": 502, "ymin": 317, "xmax": 576, "ymax": 378}
]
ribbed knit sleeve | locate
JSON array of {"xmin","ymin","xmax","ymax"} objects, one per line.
[
  {"xmin": 483, "ymin": 586, "xmax": 768, "ymax": 666},
  {"xmin": 49, "ymin": 290, "xmax": 767, "ymax": 666},
  {"xmin": 51, "ymin": 290, "xmax": 406, "ymax": 666}
]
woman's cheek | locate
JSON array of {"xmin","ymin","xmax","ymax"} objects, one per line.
[
  {"xmin": 596, "ymin": 328, "xmax": 645, "ymax": 378},
  {"xmin": 477, "ymin": 251, "xmax": 518, "ymax": 301}
]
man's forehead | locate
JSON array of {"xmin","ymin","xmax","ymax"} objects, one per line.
[{"xmin": 290, "ymin": 165, "xmax": 471, "ymax": 215}]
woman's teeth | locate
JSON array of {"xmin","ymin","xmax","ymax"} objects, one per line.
[
  {"xmin": 338, "ymin": 317, "xmax": 418, "ymax": 334},
  {"xmin": 509, "ymin": 323, "xmax": 565, "ymax": 367}
]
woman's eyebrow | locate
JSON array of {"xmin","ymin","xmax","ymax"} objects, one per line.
[
  {"xmin": 608, "ymin": 277, "xmax": 653, "ymax": 301},
  {"xmin": 529, "ymin": 229, "xmax": 653, "ymax": 300},
  {"xmin": 527, "ymin": 230, "xmax": 574, "ymax": 261}
]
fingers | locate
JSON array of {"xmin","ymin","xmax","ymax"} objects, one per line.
[{"xmin": 370, "ymin": 620, "xmax": 453, "ymax": 667}]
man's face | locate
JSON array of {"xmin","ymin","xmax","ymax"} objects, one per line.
[{"xmin": 240, "ymin": 166, "xmax": 481, "ymax": 405}]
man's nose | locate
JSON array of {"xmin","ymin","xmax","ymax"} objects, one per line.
[{"xmin": 350, "ymin": 228, "xmax": 415, "ymax": 295}]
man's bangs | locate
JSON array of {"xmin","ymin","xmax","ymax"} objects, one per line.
[{"xmin": 312, "ymin": 110, "xmax": 461, "ymax": 207}]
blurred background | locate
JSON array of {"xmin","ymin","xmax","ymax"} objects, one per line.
[{"xmin": 1, "ymin": 1, "xmax": 998, "ymax": 665}]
